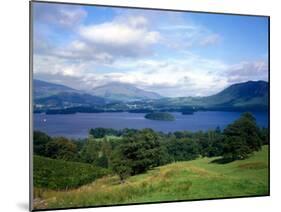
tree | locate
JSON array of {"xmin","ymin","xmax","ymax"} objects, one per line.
[
  {"xmin": 259, "ymin": 127, "xmax": 269, "ymax": 145},
  {"xmin": 222, "ymin": 112, "xmax": 262, "ymax": 160},
  {"xmin": 215, "ymin": 126, "xmax": 221, "ymax": 134},
  {"xmin": 99, "ymin": 138, "xmax": 112, "ymax": 168},
  {"xmin": 111, "ymin": 128, "xmax": 169, "ymax": 180},
  {"xmin": 45, "ymin": 137, "xmax": 77, "ymax": 161},
  {"xmin": 33, "ymin": 131, "xmax": 51, "ymax": 156},
  {"xmin": 89, "ymin": 128, "xmax": 120, "ymax": 138},
  {"xmin": 222, "ymin": 136, "xmax": 251, "ymax": 160},
  {"xmin": 80, "ymin": 137, "xmax": 99, "ymax": 164},
  {"xmin": 200, "ymin": 129, "xmax": 224, "ymax": 157},
  {"xmin": 95, "ymin": 154, "xmax": 109, "ymax": 168},
  {"xmin": 166, "ymin": 138, "xmax": 199, "ymax": 161},
  {"xmin": 89, "ymin": 128, "xmax": 107, "ymax": 138},
  {"xmin": 174, "ymin": 131, "xmax": 185, "ymax": 139},
  {"xmin": 206, "ymin": 134, "xmax": 224, "ymax": 157},
  {"xmin": 111, "ymin": 156, "xmax": 132, "ymax": 183}
]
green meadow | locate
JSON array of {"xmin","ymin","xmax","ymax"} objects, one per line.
[{"xmin": 34, "ymin": 146, "xmax": 268, "ymax": 209}]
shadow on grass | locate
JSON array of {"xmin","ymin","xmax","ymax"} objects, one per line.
[{"xmin": 210, "ymin": 157, "xmax": 235, "ymax": 164}]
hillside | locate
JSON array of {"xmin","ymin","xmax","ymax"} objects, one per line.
[
  {"xmin": 201, "ymin": 80, "xmax": 268, "ymax": 109},
  {"xmin": 91, "ymin": 82, "xmax": 162, "ymax": 101},
  {"xmin": 33, "ymin": 146, "xmax": 268, "ymax": 209},
  {"xmin": 33, "ymin": 79, "xmax": 80, "ymax": 99},
  {"xmin": 34, "ymin": 156, "xmax": 110, "ymax": 190},
  {"xmin": 149, "ymin": 81, "xmax": 269, "ymax": 111},
  {"xmin": 35, "ymin": 92, "xmax": 107, "ymax": 109},
  {"xmin": 33, "ymin": 79, "xmax": 110, "ymax": 110}
]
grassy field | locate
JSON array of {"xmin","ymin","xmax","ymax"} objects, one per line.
[{"xmin": 34, "ymin": 146, "xmax": 269, "ymax": 210}]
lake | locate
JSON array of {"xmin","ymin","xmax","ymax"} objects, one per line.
[{"xmin": 33, "ymin": 111, "xmax": 268, "ymax": 139}]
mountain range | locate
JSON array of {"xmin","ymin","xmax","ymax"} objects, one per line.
[
  {"xmin": 90, "ymin": 82, "xmax": 162, "ymax": 101},
  {"xmin": 33, "ymin": 79, "xmax": 268, "ymax": 112}
]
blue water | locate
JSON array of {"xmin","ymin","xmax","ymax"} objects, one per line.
[{"xmin": 33, "ymin": 111, "xmax": 268, "ymax": 139}]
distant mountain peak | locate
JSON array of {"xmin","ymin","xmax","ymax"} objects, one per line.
[{"xmin": 91, "ymin": 82, "xmax": 162, "ymax": 101}]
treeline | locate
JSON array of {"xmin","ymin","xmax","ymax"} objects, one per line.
[{"xmin": 34, "ymin": 112, "xmax": 268, "ymax": 183}]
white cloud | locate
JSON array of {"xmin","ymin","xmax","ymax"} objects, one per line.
[
  {"xmin": 53, "ymin": 40, "xmax": 114, "ymax": 63},
  {"xmin": 34, "ymin": 8, "xmax": 222, "ymax": 65},
  {"xmin": 78, "ymin": 15, "xmax": 161, "ymax": 58},
  {"xmin": 158, "ymin": 21, "xmax": 221, "ymax": 49},
  {"xmin": 88, "ymin": 56, "xmax": 267, "ymax": 97},
  {"xmin": 34, "ymin": 55, "xmax": 85, "ymax": 77},
  {"xmin": 34, "ymin": 4, "xmax": 87, "ymax": 28},
  {"xmin": 33, "ymin": 5, "xmax": 268, "ymax": 97},
  {"xmin": 57, "ymin": 7, "xmax": 87, "ymax": 27},
  {"xmin": 226, "ymin": 60, "xmax": 268, "ymax": 83},
  {"xmin": 34, "ymin": 52, "xmax": 268, "ymax": 97},
  {"xmin": 79, "ymin": 22, "xmax": 159, "ymax": 47},
  {"xmin": 83, "ymin": 55, "xmax": 230, "ymax": 97},
  {"xmin": 200, "ymin": 34, "xmax": 221, "ymax": 46},
  {"xmin": 34, "ymin": 14, "xmax": 162, "ymax": 63}
]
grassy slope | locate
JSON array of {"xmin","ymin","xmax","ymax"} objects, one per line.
[
  {"xmin": 34, "ymin": 156, "xmax": 110, "ymax": 190},
  {"xmin": 34, "ymin": 146, "xmax": 268, "ymax": 210}
]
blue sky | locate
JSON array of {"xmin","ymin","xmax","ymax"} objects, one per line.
[{"xmin": 33, "ymin": 2, "xmax": 268, "ymax": 97}]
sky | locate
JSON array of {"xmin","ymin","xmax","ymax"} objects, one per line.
[{"xmin": 32, "ymin": 2, "xmax": 269, "ymax": 97}]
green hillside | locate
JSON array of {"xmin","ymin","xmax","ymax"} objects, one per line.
[
  {"xmin": 33, "ymin": 156, "xmax": 110, "ymax": 190},
  {"xmin": 34, "ymin": 146, "xmax": 268, "ymax": 210},
  {"xmin": 200, "ymin": 80, "xmax": 268, "ymax": 109}
]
